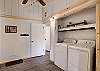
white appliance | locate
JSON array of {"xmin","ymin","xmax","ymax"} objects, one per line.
[
  {"xmin": 55, "ymin": 39, "xmax": 77, "ymax": 71},
  {"xmin": 68, "ymin": 40, "xmax": 95, "ymax": 71}
]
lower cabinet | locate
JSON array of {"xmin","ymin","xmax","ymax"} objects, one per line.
[{"xmin": 55, "ymin": 43, "xmax": 68, "ymax": 71}]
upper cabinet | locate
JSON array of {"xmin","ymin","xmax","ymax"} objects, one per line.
[
  {"xmin": 23, "ymin": 0, "xmax": 34, "ymax": 18},
  {"xmin": 53, "ymin": 0, "xmax": 67, "ymax": 14},
  {"xmin": 37, "ymin": 4, "xmax": 42, "ymax": 20},
  {"xmin": 43, "ymin": 0, "xmax": 67, "ymax": 19},
  {"xmin": 44, "ymin": 2, "xmax": 54, "ymax": 18},
  {"xmin": 68, "ymin": 0, "xmax": 91, "ymax": 9},
  {"xmin": 33, "ymin": 3, "xmax": 42, "ymax": 20},
  {"xmin": 19, "ymin": 0, "xmax": 24, "ymax": 17},
  {"xmin": 0, "ymin": 0, "xmax": 43, "ymax": 20},
  {"xmin": 0, "ymin": 0, "xmax": 5, "ymax": 15},
  {"xmin": 43, "ymin": 0, "xmax": 94, "ymax": 20},
  {"xmin": 12, "ymin": 0, "xmax": 19, "ymax": 16},
  {"xmin": 4, "ymin": 0, "xmax": 12, "ymax": 15}
]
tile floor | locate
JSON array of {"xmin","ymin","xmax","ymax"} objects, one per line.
[{"xmin": 0, "ymin": 52, "xmax": 64, "ymax": 71}]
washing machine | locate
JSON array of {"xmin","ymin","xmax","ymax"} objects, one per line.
[
  {"xmin": 68, "ymin": 40, "xmax": 95, "ymax": 71},
  {"xmin": 54, "ymin": 39, "xmax": 77, "ymax": 71}
]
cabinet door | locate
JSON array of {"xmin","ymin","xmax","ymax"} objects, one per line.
[
  {"xmin": 42, "ymin": 6, "xmax": 47, "ymax": 20},
  {"xmin": 19, "ymin": 0, "xmax": 24, "ymax": 17},
  {"xmin": 12, "ymin": 0, "xmax": 19, "ymax": 16},
  {"xmin": 53, "ymin": 0, "xmax": 66, "ymax": 14},
  {"xmin": 38, "ymin": 5, "xmax": 42, "ymax": 20},
  {"xmin": 68, "ymin": 0, "xmax": 90, "ymax": 9},
  {"xmin": 23, "ymin": 0, "xmax": 34, "ymax": 18},
  {"xmin": 33, "ymin": 3, "xmax": 39, "ymax": 19},
  {"xmin": 48, "ymin": 3, "xmax": 54, "ymax": 17},
  {"xmin": 43, "ymin": 3, "xmax": 53, "ymax": 19},
  {"xmin": 0, "ymin": 0, "xmax": 5, "ymax": 15},
  {"xmin": 5, "ymin": 0, "xmax": 12, "ymax": 15}
]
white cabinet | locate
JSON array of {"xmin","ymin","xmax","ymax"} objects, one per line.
[
  {"xmin": 53, "ymin": 0, "xmax": 66, "ymax": 14},
  {"xmin": 33, "ymin": 3, "xmax": 42, "ymax": 19},
  {"xmin": 0, "ymin": 0, "xmax": 42, "ymax": 19},
  {"xmin": 0, "ymin": 0, "xmax": 19, "ymax": 16},
  {"xmin": 68, "ymin": 0, "xmax": 90, "ymax": 8},
  {"xmin": 43, "ymin": 0, "xmax": 67, "ymax": 19},
  {"xmin": 23, "ymin": 0, "xmax": 34, "ymax": 18},
  {"xmin": 4, "ymin": 0, "xmax": 12, "ymax": 15},
  {"xmin": 38, "ymin": 5, "xmax": 42, "ymax": 20},
  {"xmin": 0, "ymin": 0, "xmax": 5, "ymax": 15},
  {"xmin": 44, "ymin": 2, "xmax": 54, "ymax": 18},
  {"xmin": 19, "ymin": 0, "xmax": 24, "ymax": 17},
  {"xmin": 12, "ymin": 0, "xmax": 19, "ymax": 16}
]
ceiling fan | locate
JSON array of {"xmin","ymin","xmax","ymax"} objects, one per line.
[{"xmin": 22, "ymin": 0, "xmax": 46, "ymax": 6}]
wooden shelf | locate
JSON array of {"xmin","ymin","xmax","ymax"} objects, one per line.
[
  {"xmin": 54, "ymin": 0, "xmax": 96, "ymax": 19},
  {"xmin": 58, "ymin": 24, "xmax": 96, "ymax": 32}
]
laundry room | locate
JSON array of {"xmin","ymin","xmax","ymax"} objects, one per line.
[
  {"xmin": 0, "ymin": 0, "xmax": 100, "ymax": 71},
  {"xmin": 52, "ymin": 2, "xmax": 96, "ymax": 71}
]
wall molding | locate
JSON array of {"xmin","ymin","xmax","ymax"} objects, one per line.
[{"xmin": 0, "ymin": 15, "xmax": 42, "ymax": 21}]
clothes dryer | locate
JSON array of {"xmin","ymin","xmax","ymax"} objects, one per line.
[{"xmin": 68, "ymin": 40, "xmax": 95, "ymax": 71}]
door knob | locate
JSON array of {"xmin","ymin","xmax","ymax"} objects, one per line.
[{"xmin": 32, "ymin": 41, "xmax": 34, "ymax": 43}]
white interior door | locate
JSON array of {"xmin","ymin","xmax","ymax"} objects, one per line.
[{"xmin": 31, "ymin": 23, "xmax": 45, "ymax": 57}]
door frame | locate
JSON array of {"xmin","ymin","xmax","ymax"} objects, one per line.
[{"xmin": 96, "ymin": 0, "xmax": 100, "ymax": 71}]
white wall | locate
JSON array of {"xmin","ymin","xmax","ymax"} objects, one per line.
[{"xmin": 64, "ymin": 29, "xmax": 96, "ymax": 40}]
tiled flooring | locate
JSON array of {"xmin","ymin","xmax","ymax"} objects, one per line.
[{"xmin": 0, "ymin": 52, "xmax": 64, "ymax": 71}]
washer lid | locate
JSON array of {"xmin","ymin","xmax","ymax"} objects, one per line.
[
  {"xmin": 76, "ymin": 40, "xmax": 95, "ymax": 48},
  {"xmin": 63, "ymin": 39, "xmax": 77, "ymax": 44}
]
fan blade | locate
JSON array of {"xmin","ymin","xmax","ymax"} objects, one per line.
[
  {"xmin": 37, "ymin": 0, "xmax": 46, "ymax": 6},
  {"xmin": 22, "ymin": 0, "xmax": 28, "ymax": 4}
]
